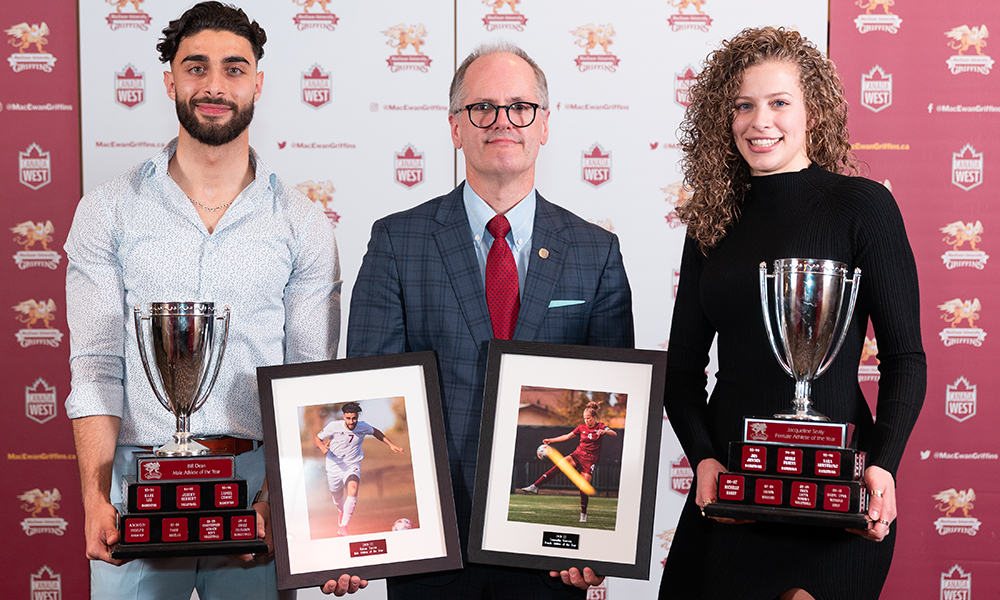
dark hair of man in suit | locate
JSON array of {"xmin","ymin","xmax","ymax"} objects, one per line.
[
  {"xmin": 156, "ymin": 1, "xmax": 267, "ymax": 65},
  {"xmin": 449, "ymin": 41, "xmax": 549, "ymax": 113}
]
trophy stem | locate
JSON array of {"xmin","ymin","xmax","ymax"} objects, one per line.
[
  {"xmin": 773, "ymin": 380, "xmax": 831, "ymax": 422},
  {"xmin": 155, "ymin": 414, "xmax": 210, "ymax": 457}
]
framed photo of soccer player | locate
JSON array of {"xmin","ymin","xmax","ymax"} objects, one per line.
[
  {"xmin": 468, "ymin": 340, "xmax": 666, "ymax": 580},
  {"xmin": 258, "ymin": 351, "xmax": 461, "ymax": 590}
]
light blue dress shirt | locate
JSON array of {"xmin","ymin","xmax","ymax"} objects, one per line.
[{"xmin": 462, "ymin": 182, "xmax": 535, "ymax": 298}]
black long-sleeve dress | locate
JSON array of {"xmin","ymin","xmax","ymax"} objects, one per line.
[{"xmin": 660, "ymin": 165, "xmax": 926, "ymax": 600}]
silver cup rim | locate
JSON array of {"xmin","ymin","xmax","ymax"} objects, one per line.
[
  {"xmin": 773, "ymin": 258, "xmax": 848, "ymax": 276},
  {"xmin": 147, "ymin": 301, "xmax": 216, "ymax": 316}
]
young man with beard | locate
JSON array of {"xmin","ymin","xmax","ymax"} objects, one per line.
[{"xmin": 64, "ymin": 3, "xmax": 341, "ymax": 599}]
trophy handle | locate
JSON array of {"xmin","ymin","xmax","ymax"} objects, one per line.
[
  {"xmin": 759, "ymin": 262, "xmax": 794, "ymax": 378},
  {"xmin": 133, "ymin": 306, "xmax": 174, "ymax": 414},
  {"xmin": 815, "ymin": 268, "xmax": 862, "ymax": 379},
  {"xmin": 190, "ymin": 306, "xmax": 230, "ymax": 414}
]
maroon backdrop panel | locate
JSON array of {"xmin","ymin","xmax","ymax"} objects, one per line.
[
  {"xmin": 1, "ymin": 1, "xmax": 86, "ymax": 598},
  {"xmin": 832, "ymin": 1, "xmax": 999, "ymax": 598}
]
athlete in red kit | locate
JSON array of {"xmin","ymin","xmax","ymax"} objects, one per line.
[{"xmin": 520, "ymin": 401, "xmax": 617, "ymax": 522}]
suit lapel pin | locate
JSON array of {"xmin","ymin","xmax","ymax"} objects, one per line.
[{"xmin": 538, "ymin": 248, "xmax": 549, "ymax": 259}]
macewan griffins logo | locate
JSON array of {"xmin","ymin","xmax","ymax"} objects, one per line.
[
  {"xmin": 301, "ymin": 64, "xmax": 331, "ymax": 108},
  {"xmin": 13, "ymin": 298, "xmax": 64, "ymax": 347},
  {"xmin": 11, "ymin": 220, "xmax": 62, "ymax": 270},
  {"xmin": 938, "ymin": 298, "xmax": 985, "ymax": 347},
  {"xmin": 382, "ymin": 24, "xmax": 432, "ymax": 72},
  {"xmin": 860, "ymin": 65, "xmax": 892, "ymax": 112},
  {"xmin": 19, "ymin": 488, "xmax": 68, "ymax": 536},
  {"xmin": 853, "ymin": 0, "xmax": 902, "ymax": 34},
  {"xmin": 295, "ymin": 179, "xmax": 340, "ymax": 226},
  {"xmin": 293, "ymin": 0, "xmax": 339, "ymax": 31},
  {"xmin": 482, "ymin": 0, "xmax": 528, "ymax": 31},
  {"xmin": 858, "ymin": 336, "xmax": 879, "ymax": 383},
  {"xmin": 945, "ymin": 25, "xmax": 993, "ymax": 75},
  {"xmin": 106, "ymin": 0, "xmax": 153, "ymax": 31},
  {"xmin": 932, "ymin": 488, "xmax": 980, "ymax": 536},
  {"xmin": 952, "ymin": 145, "xmax": 983, "ymax": 191},
  {"xmin": 115, "ymin": 64, "xmax": 145, "ymax": 109},
  {"xmin": 663, "ymin": 182, "xmax": 692, "ymax": 229},
  {"xmin": 571, "ymin": 24, "xmax": 619, "ymax": 72},
  {"xmin": 940, "ymin": 220, "xmax": 988, "ymax": 269},
  {"xmin": 5, "ymin": 22, "xmax": 56, "ymax": 72},
  {"xmin": 667, "ymin": 0, "xmax": 712, "ymax": 33}
]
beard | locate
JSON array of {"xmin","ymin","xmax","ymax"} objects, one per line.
[{"xmin": 175, "ymin": 96, "xmax": 254, "ymax": 147}]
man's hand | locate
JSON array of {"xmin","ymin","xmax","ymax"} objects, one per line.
[
  {"xmin": 549, "ymin": 566, "xmax": 603, "ymax": 589},
  {"xmin": 321, "ymin": 574, "xmax": 369, "ymax": 596},
  {"xmin": 83, "ymin": 499, "xmax": 126, "ymax": 566},
  {"xmin": 236, "ymin": 499, "xmax": 274, "ymax": 562}
]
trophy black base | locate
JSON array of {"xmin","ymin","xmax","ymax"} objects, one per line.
[
  {"xmin": 703, "ymin": 503, "xmax": 870, "ymax": 529},
  {"xmin": 110, "ymin": 539, "xmax": 269, "ymax": 559}
]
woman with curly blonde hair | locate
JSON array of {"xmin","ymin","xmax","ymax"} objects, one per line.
[{"xmin": 661, "ymin": 27, "xmax": 925, "ymax": 599}]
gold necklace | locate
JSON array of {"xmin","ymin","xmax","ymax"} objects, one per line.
[{"xmin": 188, "ymin": 197, "xmax": 234, "ymax": 212}]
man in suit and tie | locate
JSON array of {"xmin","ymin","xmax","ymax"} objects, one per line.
[{"xmin": 335, "ymin": 42, "xmax": 633, "ymax": 599}]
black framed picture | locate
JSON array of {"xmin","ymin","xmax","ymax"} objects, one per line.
[
  {"xmin": 468, "ymin": 340, "xmax": 666, "ymax": 580},
  {"xmin": 257, "ymin": 351, "xmax": 461, "ymax": 590}
]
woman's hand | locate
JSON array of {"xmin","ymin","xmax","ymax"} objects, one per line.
[
  {"xmin": 848, "ymin": 465, "xmax": 895, "ymax": 542},
  {"xmin": 696, "ymin": 458, "xmax": 751, "ymax": 524}
]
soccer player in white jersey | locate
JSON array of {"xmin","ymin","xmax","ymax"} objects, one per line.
[{"xmin": 313, "ymin": 401, "xmax": 404, "ymax": 536}]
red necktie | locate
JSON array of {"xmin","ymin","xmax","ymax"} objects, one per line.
[{"xmin": 486, "ymin": 215, "xmax": 520, "ymax": 340}]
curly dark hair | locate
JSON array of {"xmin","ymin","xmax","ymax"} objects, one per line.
[
  {"xmin": 156, "ymin": 2, "xmax": 266, "ymax": 65},
  {"xmin": 340, "ymin": 402, "xmax": 363, "ymax": 416},
  {"xmin": 677, "ymin": 26, "xmax": 862, "ymax": 252}
]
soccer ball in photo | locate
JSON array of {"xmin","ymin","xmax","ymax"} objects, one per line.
[
  {"xmin": 392, "ymin": 518, "xmax": 414, "ymax": 531},
  {"xmin": 536, "ymin": 444, "xmax": 551, "ymax": 460}
]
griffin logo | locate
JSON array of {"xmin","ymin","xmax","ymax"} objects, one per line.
[
  {"xmin": 295, "ymin": 180, "xmax": 340, "ymax": 225},
  {"xmin": 11, "ymin": 220, "xmax": 62, "ymax": 270},
  {"xmin": 293, "ymin": 0, "xmax": 340, "ymax": 31},
  {"xmin": 853, "ymin": 0, "xmax": 902, "ymax": 34},
  {"xmin": 105, "ymin": 0, "xmax": 152, "ymax": 31},
  {"xmin": 13, "ymin": 298, "xmax": 64, "ymax": 347},
  {"xmin": 383, "ymin": 24, "xmax": 432, "ymax": 72},
  {"xmin": 858, "ymin": 336, "xmax": 879, "ymax": 382},
  {"xmin": 571, "ymin": 24, "xmax": 619, "ymax": 71},
  {"xmin": 938, "ymin": 298, "xmax": 985, "ymax": 347},
  {"xmin": 940, "ymin": 220, "xmax": 988, "ymax": 269},
  {"xmin": 932, "ymin": 488, "xmax": 981, "ymax": 536},
  {"xmin": 663, "ymin": 182, "xmax": 691, "ymax": 229},
  {"xmin": 945, "ymin": 25, "xmax": 993, "ymax": 74},
  {"xmin": 6, "ymin": 22, "xmax": 56, "ymax": 73},
  {"xmin": 482, "ymin": 0, "xmax": 528, "ymax": 31},
  {"xmin": 19, "ymin": 489, "xmax": 68, "ymax": 536},
  {"xmin": 667, "ymin": 1, "xmax": 712, "ymax": 32}
]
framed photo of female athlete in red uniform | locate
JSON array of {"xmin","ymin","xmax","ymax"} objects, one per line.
[{"xmin": 469, "ymin": 340, "xmax": 666, "ymax": 580}]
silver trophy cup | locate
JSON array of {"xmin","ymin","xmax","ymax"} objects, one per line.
[
  {"xmin": 759, "ymin": 259, "xmax": 860, "ymax": 421},
  {"xmin": 134, "ymin": 302, "xmax": 230, "ymax": 456}
]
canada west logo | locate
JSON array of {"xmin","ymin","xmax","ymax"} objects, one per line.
[
  {"xmin": 19, "ymin": 488, "xmax": 68, "ymax": 536},
  {"xmin": 296, "ymin": 179, "xmax": 340, "ymax": 226},
  {"xmin": 938, "ymin": 298, "xmax": 985, "ymax": 347},
  {"xmin": 482, "ymin": 0, "xmax": 528, "ymax": 31},
  {"xmin": 932, "ymin": 488, "xmax": 981, "ymax": 536},
  {"xmin": 571, "ymin": 24, "xmax": 619, "ymax": 72},
  {"xmin": 670, "ymin": 455, "xmax": 693, "ymax": 496},
  {"xmin": 667, "ymin": 0, "xmax": 712, "ymax": 32},
  {"xmin": 293, "ymin": 0, "xmax": 339, "ymax": 31},
  {"xmin": 854, "ymin": 0, "xmax": 902, "ymax": 34},
  {"xmin": 11, "ymin": 220, "xmax": 62, "ymax": 269},
  {"xmin": 105, "ymin": 0, "xmax": 153, "ymax": 31},
  {"xmin": 5, "ymin": 22, "xmax": 56, "ymax": 73},
  {"xmin": 383, "ymin": 24, "xmax": 432, "ymax": 72},
  {"xmin": 941, "ymin": 220, "xmax": 988, "ymax": 269}
]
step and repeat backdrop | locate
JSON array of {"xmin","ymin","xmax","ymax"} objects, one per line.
[{"xmin": 1, "ymin": 0, "xmax": 996, "ymax": 598}]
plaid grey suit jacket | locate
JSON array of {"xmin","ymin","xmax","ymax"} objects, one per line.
[{"xmin": 347, "ymin": 183, "xmax": 633, "ymax": 596}]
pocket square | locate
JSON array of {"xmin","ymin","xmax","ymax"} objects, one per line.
[{"xmin": 548, "ymin": 300, "xmax": 586, "ymax": 308}]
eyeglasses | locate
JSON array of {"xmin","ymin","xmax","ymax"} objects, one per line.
[{"xmin": 457, "ymin": 102, "xmax": 542, "ymax": 128}]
